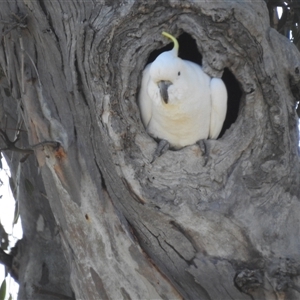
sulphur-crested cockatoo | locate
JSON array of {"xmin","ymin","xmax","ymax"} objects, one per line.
[{"xmin": 139, "ymin": 32, "xmax": 227, "ymax": 160}]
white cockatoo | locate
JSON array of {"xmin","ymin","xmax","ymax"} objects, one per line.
[{"xmin": 139, "ymin": 32, "xmax": 227, "ymax": 159}]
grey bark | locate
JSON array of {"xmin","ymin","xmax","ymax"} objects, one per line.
[{"xmin": 0, "ymin": 1, "xmax": 299, "ymax": 299}]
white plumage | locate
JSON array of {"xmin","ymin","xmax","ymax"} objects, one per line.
[{"xmin": 139, "ymin": 32, "xmax": 227, "ymax": 149}]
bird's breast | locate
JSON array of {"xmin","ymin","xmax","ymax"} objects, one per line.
[{"xmin": 148, "ymin": 100, "xmax": 211, "ymax": 148}]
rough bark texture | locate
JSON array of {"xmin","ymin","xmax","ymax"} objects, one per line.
[{"xmin": 0, "ymin": 1, "xmax": 300, "ymax": 299}]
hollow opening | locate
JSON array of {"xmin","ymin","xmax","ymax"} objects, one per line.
[{"xmin": 146, "ymin": 32, "xmax": 242, "ymax": 138}]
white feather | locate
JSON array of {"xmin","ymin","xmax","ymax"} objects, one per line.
[
  {"xmin": 139, "ymin": 64, "xmax": 152, "ymax": 127},
  {"xmin": 209, "ymin": 78, "xmax": 228, "ymax": 139},
  {"xmin": 138, "ymin": 33, "xmax": 227, "ymax": 149}
]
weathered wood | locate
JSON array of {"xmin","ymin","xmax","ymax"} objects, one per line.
[{"xmin": 0, "ymin": 1, "xmax": 299, "ymax": 299}]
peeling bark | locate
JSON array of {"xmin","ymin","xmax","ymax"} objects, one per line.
[{"xmin": 0, "ymin": 1, "xmax": 299, "ymax": 299}]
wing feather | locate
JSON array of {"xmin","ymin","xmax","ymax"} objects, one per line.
[
  {"xmin": 209, "ymin": 78, "xmax": 228, "ymax": 139},
  {"xmin": 138, "ymin": 64, "xmax": 152, "ymax": 128}
]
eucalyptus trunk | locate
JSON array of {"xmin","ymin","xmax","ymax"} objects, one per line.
[{"xmin": 0, "ymin": 1, "xmax": 299, "ymax": 299}]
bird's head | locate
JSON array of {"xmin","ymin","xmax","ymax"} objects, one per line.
[{"xmin": 149, "ymin": 32, "xmax": 182, "ymax": 103}]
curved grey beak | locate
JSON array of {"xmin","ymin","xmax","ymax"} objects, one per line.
[{"xmin": 158, "ymin": 81, "xmax": 172, "ymax": 104}]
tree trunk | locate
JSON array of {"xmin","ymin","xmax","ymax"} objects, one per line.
[{"xmin": 0, "ymin": 1, "xmax": 300, "ymax": 299}]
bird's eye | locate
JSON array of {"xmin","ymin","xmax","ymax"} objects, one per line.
[{"xmin": 178, "ymin": 72, "xmax": 181, "ymax": 76}]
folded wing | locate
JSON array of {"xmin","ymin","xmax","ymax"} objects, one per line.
[{"xmin": 209, "ymin": 78, "xmax": 228, "ymax": 139}]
